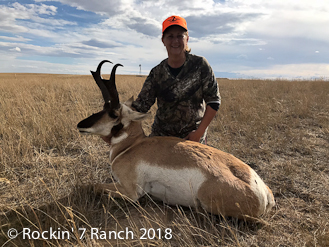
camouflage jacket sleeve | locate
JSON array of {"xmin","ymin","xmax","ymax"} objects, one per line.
[
  {"xmin": 201, "ymin": 57, "xmax": 221, "ymax": 106},
  {"xmin": 131, "ymin": 68, "xmax": 157, "ymax": 113}
]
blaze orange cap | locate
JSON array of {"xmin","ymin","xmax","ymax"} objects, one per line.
[{"xmin": 162, "ymin": 15, "xmax": 188, "ymax": 33}]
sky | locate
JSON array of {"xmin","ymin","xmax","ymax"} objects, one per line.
[{"xmin": 0, "ymin": 0, "xmax": 328, "ymax": 79}]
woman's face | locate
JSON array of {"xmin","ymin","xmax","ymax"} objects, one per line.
[{"xmin": 162, "ymin": 26, "xmax": 189, "ymax": 57}]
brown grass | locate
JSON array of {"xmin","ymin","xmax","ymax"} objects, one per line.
[{"xmin": 0, "ymin": 73, "xmax": 328, "ymax": 246}]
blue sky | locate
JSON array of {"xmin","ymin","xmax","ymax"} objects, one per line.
[{"xmin": 0, "ymin": 0, "xmax": 328, "ymax": 79}]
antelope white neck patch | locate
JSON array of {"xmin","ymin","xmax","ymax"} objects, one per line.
[{"xmin": 111, "ymin": 132, "xmax": 128, "ymax": 144}]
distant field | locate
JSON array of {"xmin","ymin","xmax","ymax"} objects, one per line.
[{"xmin": 0, "ymin": 73, "xmax": 328, "ymax": 246}]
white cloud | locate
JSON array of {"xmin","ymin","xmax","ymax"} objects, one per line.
[
  {"xmin": 237, "ymin": 63, "xmax": 329, "ymax": 79},
  {"xmin": 8, "ymin": 46, "xmax": 21, "ymax": 52},
  {"xmin": 0, "ymin": 2, "xmax": 75, "ymax": 34},
  {"xmin": 244, "ymin": 2, "xmax": 329, "ymax": 43},
  {"xmin": 237, "ymin": 54, "xmax": 248, "ymax": 59},
  {"xmin": 35, "ymin": 0, "xmax": 129, "ymax": 16},
  {"xmin": 13, "ymin": 2, "xmax": 57, "ymax": 15},
  {"xmin": 0, "ymin": 35, "xmax": 31, "ymax": 42},
  {"xmin": 8, "ymin": 2, "xmax": 57, "ymax": 19}
]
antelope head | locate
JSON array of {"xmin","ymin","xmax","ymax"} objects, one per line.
[
  {"xmin": 77, "ymin": 60, "xmax": 147, "ymax": 138},
  {"xmin": 77, "ymin": 60, "xmax": 124, "ymax": 136}
]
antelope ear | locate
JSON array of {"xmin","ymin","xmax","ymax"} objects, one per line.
[
  {"xmin": 129, "ymin": 110, "xmax": 149, "ymax": 121},
  {"xmin": 124, "ymin": 96, "xmax": 134, "ymax": 107},
  {"xmin": 121, "ymin": 104, "xmax": 149, "ymax": 122}
]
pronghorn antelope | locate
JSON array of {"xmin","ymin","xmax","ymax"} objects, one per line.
[{"xmin": 77, "ymin": 60, "xmax": 275, "ymax": 219}]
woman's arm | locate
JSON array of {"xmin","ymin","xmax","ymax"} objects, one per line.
[
  {"xmin": 131, "ymin": 69, "xmax": 157, "ymax": 113},
  {"xmin": 186, "ymin": 57, "xmax": 220, "ymax": 143},
  {"xmin": 185, "ymin": 105, "xmax": 217, "ymax": 142}
]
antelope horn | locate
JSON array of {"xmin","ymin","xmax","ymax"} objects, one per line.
[
  {"xmin": 90, "ymin": 60, "xmax": 113, "ymax": 103},
  {"xmin": 107, "ymin": 63, "xmax": 123, "ymax": 110}
]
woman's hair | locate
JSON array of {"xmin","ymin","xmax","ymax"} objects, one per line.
[
  {"xmin": 184, "ymin": 33, "xmax": 191, "ymax": 53},
  {"xmin": 162, "ymin": 28, "xmax": 191, "ymax": 53}
]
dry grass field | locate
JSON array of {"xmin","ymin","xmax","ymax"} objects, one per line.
[{"xmin": 0, "ymin": 73, "xmax": 328, "ymax": 246}]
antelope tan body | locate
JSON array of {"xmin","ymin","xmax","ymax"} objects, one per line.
[{"xmin": 77, "ymin": 61, "xmax": 275, "ymax": 219}]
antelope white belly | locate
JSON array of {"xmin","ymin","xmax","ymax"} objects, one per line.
[{"xmin": 136, "ymin": 162, "xmax": 206, "ymax": 207}]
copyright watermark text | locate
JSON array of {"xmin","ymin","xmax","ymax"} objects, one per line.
[{"xmin": 6, "ymin": 227, "xmax": 173, "ymax": 241}]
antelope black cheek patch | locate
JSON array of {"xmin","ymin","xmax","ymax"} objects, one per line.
[
  {"xmin": 77, "ymin": 111, "xmax": 106, "ymax": 129},
  {"xmin": 108, "ymin": 112, "xmax": 118, "ymax": 119}
]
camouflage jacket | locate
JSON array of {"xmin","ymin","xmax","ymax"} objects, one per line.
[{"xmin": 132, "ymin": 53, "xmax": 221, "ymax": 139}]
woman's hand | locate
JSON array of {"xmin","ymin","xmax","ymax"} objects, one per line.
[
  {"xmin": 185, "ymin": 105, "xmax": 217, "ymax": 143},
  {"xmin": 185, "ymin": 129, "xmax": 204, "ymax": 142}
]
